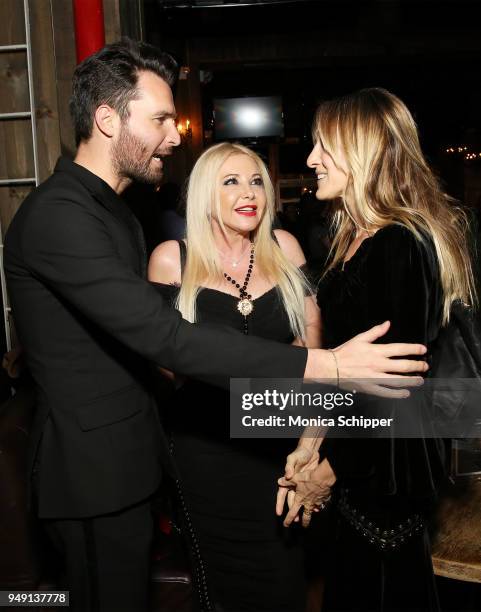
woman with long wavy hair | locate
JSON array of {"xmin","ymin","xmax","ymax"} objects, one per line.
[{"xmin": 277, "ymin": 87, "xmax": 477, "ymax": 612}]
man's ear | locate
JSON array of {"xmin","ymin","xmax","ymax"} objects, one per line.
[{"xmin": 94, "ymin": 104, "xmax": 119, "ymax": 138}]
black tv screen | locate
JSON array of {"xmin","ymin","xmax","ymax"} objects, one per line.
[{"xmin": 214, "ymin": 96, "xmax": 284, "ymax": 140}]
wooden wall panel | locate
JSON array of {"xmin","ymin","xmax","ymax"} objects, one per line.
[
  {"xmin": 0, "ymin": 51, "xmax": 29, "ymax": 114},
  {"xmin": 0, "ymin": 0, "xmax": 32, "ymax": 190},
  {"xmin": 0, "ymin": 0, "xmax": 68, "ymax": 238},
  {"xmin": 0, "ymin": 120, "xmax": 34, "ymax": 182},
  {"xmin": 103, "ymin": 0, "xmax": 123, "ymax": 43},
  {"xmin": 0, "ymin": 0, "xmax": 26, "ymax": 46},
  {"xmin": 50, "ymin": 0, "xmax": 76, "ymax": 156},
  {"xmin": 30, "ymin": 0, "xmax": 62, "ymax": 180},
  {"xmin": 0, "ymin": 186, "xmax": 33, "ymax": 240}
]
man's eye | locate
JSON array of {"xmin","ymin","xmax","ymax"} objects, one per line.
[{"xmin": 224, "ymin": 177, "xmax": 237, "ymax": 185}]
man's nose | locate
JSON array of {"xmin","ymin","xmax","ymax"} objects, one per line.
[{"xmin": 169, "ymin": 123, "xmax": 181, "ymax": 147}]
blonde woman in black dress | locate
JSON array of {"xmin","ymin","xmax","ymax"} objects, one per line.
[
  {"xmin": 277, "ymin": 88, "xmax": 477, "ymax": 612},
  {"xmin": 149, "ymin": 142, "xmax": 321, "ymax": 612}
]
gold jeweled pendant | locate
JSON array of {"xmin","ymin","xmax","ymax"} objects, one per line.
[{"xmin": 237, "ymin": 298, "xmax": 254, "ymax": 316}]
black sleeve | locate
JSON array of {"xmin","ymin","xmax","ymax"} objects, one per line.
[
  {"xmin": 20, "ymin": 195, "xmax": 307, "ymax": 383},
  {"xmin": 364, "ymin": 225, "xmax": 435, "ymax": 346},
  {"xmin": 321, "ymin": 225, "xmax": 447, "ymax": 497}
]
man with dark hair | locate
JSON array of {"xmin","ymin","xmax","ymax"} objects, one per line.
[
  {"xmin": 70, "ymin": 38, "xmax": 178, "ymax": 146},
  {"xmin": 4, "ymin": 38, "xmax": 428, "ymax": 611}
]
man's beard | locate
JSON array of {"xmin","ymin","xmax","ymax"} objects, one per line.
[{"xmin": 112, "ymin": 125, "xmax": 163, "ymax": 185}]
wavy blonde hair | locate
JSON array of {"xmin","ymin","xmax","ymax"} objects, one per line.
[
  {"xmin": 313, "ymin": 87, "xmax": 477, "ymax": 324},
  {"xmin": 176, "ymin": 142, "xmax": 309, "ymax": 339}
]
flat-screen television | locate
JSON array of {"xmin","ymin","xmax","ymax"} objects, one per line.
[{"xmin": 214, "ymin": 96, "xmax": 284, "ymax": 140}]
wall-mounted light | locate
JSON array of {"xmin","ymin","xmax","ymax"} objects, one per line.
[{"xmin": 177, "ymin": 118, "xmax": 192, "ymax": 141}]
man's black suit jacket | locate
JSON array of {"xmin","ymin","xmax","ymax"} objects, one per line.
[{"xmin": 4, "ymin": 158, "xmax": 307, "ymax": 519}]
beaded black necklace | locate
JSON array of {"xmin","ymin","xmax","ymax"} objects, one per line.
[{"xmin": 223, "ymin": 244, "xmax": 255, "ymax": 335}]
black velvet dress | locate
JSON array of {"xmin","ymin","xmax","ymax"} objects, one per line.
[
  {"xmin": 316, "ymin": 224, "xmax": 447, "ymax": 612},
  {"xmin": 153, "ymin": 254, "xmax": 307, "ymax": 612}
]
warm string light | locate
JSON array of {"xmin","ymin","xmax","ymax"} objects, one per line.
[
  {"xmin": 445, "ymin": 146, "xmax": 468, "ymax": 153},
  {"xmin": 444, "ymin": 145, "xmax": 481, "ymax": 161}
]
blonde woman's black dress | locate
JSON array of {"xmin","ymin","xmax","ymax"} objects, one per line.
[{"xmin": 153, "ymin": 242, "xmax": 307, "ymax": 612}]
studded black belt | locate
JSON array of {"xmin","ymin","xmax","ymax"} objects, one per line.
[{"xmin": 337, "ymin": 488, "xmax": 425, "ymax": 552}]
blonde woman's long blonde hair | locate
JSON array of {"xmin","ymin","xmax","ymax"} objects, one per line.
[
  {"xmin": 176, "ymin": 142, "xmax": 309, "ymax": 339},
  {"xmin": 314, "ymin": 87, "xmax": 477, "ymax": 324}
]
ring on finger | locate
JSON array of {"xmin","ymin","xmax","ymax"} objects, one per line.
[{"xmin": 318, "ymin": 497, "xmax": 331, "ymax": 511}]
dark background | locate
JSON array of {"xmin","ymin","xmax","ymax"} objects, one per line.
[{"xmin": 144, "ymin": 0, "xmax": 481, "ymax": 202}]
